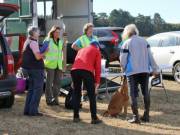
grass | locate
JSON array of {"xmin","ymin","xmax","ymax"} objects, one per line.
[{"xmin": 0, "ymin": 78, "xmax": 180, "ymax": 135}]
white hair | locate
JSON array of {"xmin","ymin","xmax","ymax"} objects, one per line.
[
  {"xmin": 122, "ymin": 24, "xmax": 139, "ymax": 38},
  {"xmin": 27, "ymin": 26, "xmax": 39, "ymax": 37}
]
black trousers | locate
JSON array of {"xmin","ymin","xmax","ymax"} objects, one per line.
[
  {"xmin": 71, "ymin": 69, "xmax": 97, "ymax": 119},
  {"xmin": 127, "ymin": 73, "xmax": 150, "ymax": 112}
]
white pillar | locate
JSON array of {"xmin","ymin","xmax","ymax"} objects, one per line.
[{"xmin": 32, "ymin": 0, "xmax": 38, "ymax": 27}]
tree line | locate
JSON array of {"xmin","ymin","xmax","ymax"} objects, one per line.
[{"xmin": 93, "ymin": 9, "xmax": 180, "ymax": 36}]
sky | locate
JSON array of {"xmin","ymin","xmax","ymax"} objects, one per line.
[{"xmin": 93, "ymin": 0, "xmax": 180, "ymax": 23}]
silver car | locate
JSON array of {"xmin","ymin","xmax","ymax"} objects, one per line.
[{"xmin": 147, "ymin": 31, "xmax": 180, "ymax": 83}]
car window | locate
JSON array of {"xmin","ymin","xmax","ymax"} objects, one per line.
[
  {"xmin": 6, "ymin": 36, "xmax": 19, "ymax": 51},
  {"xmin": 176, "ymin": 37, "xmax": 180, "ymax": 45},
  {"xmin": 161, "ymin": 35, "xmax": 176, "ymax": 47},
  {"xmin": 93, "ymin": 29, "xmax": 97, "ymax": 36},
  {"xmin": 0, "ymin": 40, "xmax": 3, "ymax": 78},
  {"xmin": 147, "ymin": 36, "xmax": 161, "ymax": 47},
  {"xmin": 113, "ymin": 29, "xmax": 123, "ymax": 40},
  {"xmin": 96, "ymin": 30, "xmax": 113, "ymax": 38}
]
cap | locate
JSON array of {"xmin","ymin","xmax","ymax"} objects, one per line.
[{"xmin": 90, "ymin": 40, "xmax": 100, "ymax": 48}]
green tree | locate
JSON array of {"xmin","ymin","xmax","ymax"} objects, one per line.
[
  {"xmin": 153, "ymin": 13, "xmax": 166, "ymax": 33},
  {"xmin": 93, "ymin": 12, "xmax": 109, "ymax": 27},
  {"xmin": 109, "ymin": 9, "xmax": 134, "ymax": 27},
  {"xmin": 135, "ymin": 14, "xmax": 154, "ymax": 36}
]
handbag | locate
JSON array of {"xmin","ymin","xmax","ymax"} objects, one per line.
[{"xmin": 15, "ymin": 68, "xmax": 27, "ymax": 94}]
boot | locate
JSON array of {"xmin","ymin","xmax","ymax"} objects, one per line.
[
  {"xmin": 128, "ymin": 106, "xmax": 141, "ymax": 124},
  {"xmin": 91, "ymin": 116, "xmax": 102, "ymax": 124},
  {"xmin": 140, "ymin": 110, "xmax": 149, "ymax": 122},
  {"xmin": 141, "ymin": 97, "xmax": 150, "ymax": 122}
]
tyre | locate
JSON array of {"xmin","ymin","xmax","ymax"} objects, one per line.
[
  {"xmin": 0, "ymin": 92, "xmax": 15, "ymax": 108},
  {"xmin": 173, "ymin": 62, "xmax": 180, "ymax": 83}
]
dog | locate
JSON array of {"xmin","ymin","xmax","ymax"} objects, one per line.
[{"xmin": 103, "ymin": 77, "xmax": 129, "ymax": 117}]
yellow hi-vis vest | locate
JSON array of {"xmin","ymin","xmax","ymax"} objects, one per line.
[
  {"xmin": 79, "ymin": 35, "xmax": 98, "ymax": 48},
  {"xmin": 44, "ymin": 38, "xmax": 63, "ymax": 70}
]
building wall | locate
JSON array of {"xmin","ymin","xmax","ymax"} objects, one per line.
[{"xmin": 55, "ymin": 0, "xmax": 93, "ymax": 42}]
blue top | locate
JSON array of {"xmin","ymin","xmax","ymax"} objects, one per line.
[{"xmin": 40, "ymin": 40, "xmax": 49, "ymax": 53}]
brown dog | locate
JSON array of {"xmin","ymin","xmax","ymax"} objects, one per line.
[{"xmin": 103, "ymin": 78, "xmax": 129, "ymax": 117}]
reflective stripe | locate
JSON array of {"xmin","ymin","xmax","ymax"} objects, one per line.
[{"xmin": 120, "ymin": 49, "xmax": 129, "ymax": 53}]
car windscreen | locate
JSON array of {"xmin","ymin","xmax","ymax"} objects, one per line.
[{"xmin": 113, "ymin": 29, "xmax": 123, "ymax": 40}]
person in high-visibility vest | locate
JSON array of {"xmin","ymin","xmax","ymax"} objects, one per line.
[
  {"xmin": 44, "ymin": 26, "xmax": 65, "ymax": 106},
  {"xmin": 71, "ymin": 23, "xmax": 99, "ymax": 101},
  {"xmin": 71, "ymin": 23, "xmax": 98, "ymax": 51}
]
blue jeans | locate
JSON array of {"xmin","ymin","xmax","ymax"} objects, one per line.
[{"xmin": 24, "ymin": 69, "xmax": 44, "ymax": 115}]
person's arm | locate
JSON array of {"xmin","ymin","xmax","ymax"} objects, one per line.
[
  {"xmin": 30, "ymin": 41, "xmax": 45, "ymax": 60},
  {"xmin": 119, "ymin": 41, "xmax": 129, "ymax": 71},
  {"xmin": 71, "ymin": 38, "xmax": 82, "ymax": 51},
  {"xmin": 147, "ymin": 44, "xmax": 159, "ymax": 75},
  {"xmin": 71, "ymin": 43, "xmax": 81, "ymax": 51},
  {"xmin": 94, "ymin": 49, "xmax": 101, "ymax": 94}
]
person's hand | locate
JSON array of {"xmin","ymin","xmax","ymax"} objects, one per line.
[
  {"xmin": 43, "ymin": 47, "xmax": 49, "ymax": 54},
  {"xmin": 95, "ymin": 83, "xmax": 100, "ymax": 95},
  {"xmin": 152, "ymin": 71, "xmax": 159, "ymax": 77}
]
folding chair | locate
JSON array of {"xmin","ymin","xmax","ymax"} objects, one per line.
[{"xmin": 149, "ymin": 71, "xmax": 168, "ymax": 102}]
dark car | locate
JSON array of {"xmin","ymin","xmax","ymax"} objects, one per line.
[
  {"xmin": 67, "ymin": 27, "xmax": 124, "ymax": 66},
  {"xmin": 93, "ymin": 27, "xmax": 123, "ymax": 65},
  {"xmin": 0, "ymin": 3, "xmax": 19, "ymax": 108}
]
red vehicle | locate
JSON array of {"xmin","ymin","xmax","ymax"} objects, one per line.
[{"xmin": 0, "ymin": 3, "xmax": 19, "ymax": 108}]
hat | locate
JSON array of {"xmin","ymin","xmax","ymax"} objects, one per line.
[{"xmin": 90, "ymin": 40, "xmax": 100, "ymax": 48}]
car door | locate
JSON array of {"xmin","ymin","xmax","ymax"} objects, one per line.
[
  {"xmin": 156, "ymin": 35, "xmax": 177, "ymax": 66},
  {"xmin": 147, "ymin": 35, "xmax": 161, "ymax": 64},
  {"xmin": 0, "ymin": 3, "xmax": 20, "ymax": 72},
  {"xmin": 149, "ymin": 34, "xmax": 176, "ymax": 64}
]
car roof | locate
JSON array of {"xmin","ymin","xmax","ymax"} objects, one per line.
[
  {"xmin": 93, "ymin": 27, "xmax": 124, "ymax": 31},
  {"xmin": 0, "ymin": 3, "xmax": 19, "ymax": 21},
  {"xmin": 154, "ymin": 31, "xmax": 180, "ymax": 37}
]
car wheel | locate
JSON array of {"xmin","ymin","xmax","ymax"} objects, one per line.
[
  {"xmin": 1, "ymin": 92, "xmax": 15, "ymax": 108},
  {"xmin": 173, "ymin": 62, "xmax": 180, "ymax": 83}
]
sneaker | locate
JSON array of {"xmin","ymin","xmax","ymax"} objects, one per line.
[
  {"xmin": 73, "ymin": 117, "xmax": 81, "ymax": 123},
  {"xmin": 91, "ymin": 117, "xmax": 102, "ymax": 124},
  {"xmin": 23, "ymin": 112, "xmax": 29, "ymax": 116},
  {"xmin": 127, "ymin": 116, "xmax": 141, "ymax": 124}
]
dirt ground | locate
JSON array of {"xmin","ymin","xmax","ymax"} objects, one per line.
[{"xmin": 0, "ymin": 77, "xmax": 180, "ymax": 135}]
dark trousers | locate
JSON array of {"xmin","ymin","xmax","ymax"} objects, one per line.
[
  {"xmin": 127, "ymin": 73, "xmax": 150, "ymax": 114},
  {"xmin": 71, "ymin": 69, "xmax": 97, "ymax": 119},
  {"xmin": 24, "ymin": 69, "xmax": 44, "ymax": 115}
]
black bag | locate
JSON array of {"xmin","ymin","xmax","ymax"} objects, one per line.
[
  {"xmin": 65, "ymin": 87, "xmax": 73, "ymax": 109},
  {"xmin": 65, "ymin": 86, "xmax": 82, "ymax": 109}
]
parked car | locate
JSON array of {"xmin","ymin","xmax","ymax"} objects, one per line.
[
  {"xmin": 93, "ymin": 27, "xmax": 123, "ymax": 63},
  {"xmin": 147, "ymin": 31, "xmax": 180, "ymax": 83},
  {"xmin": 67, "ymin": 27, "xmax": 124, "ymax": 66},
  {"xmin": 0, "ymin": 3, "xmax": 19, "ymax": 108}
]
